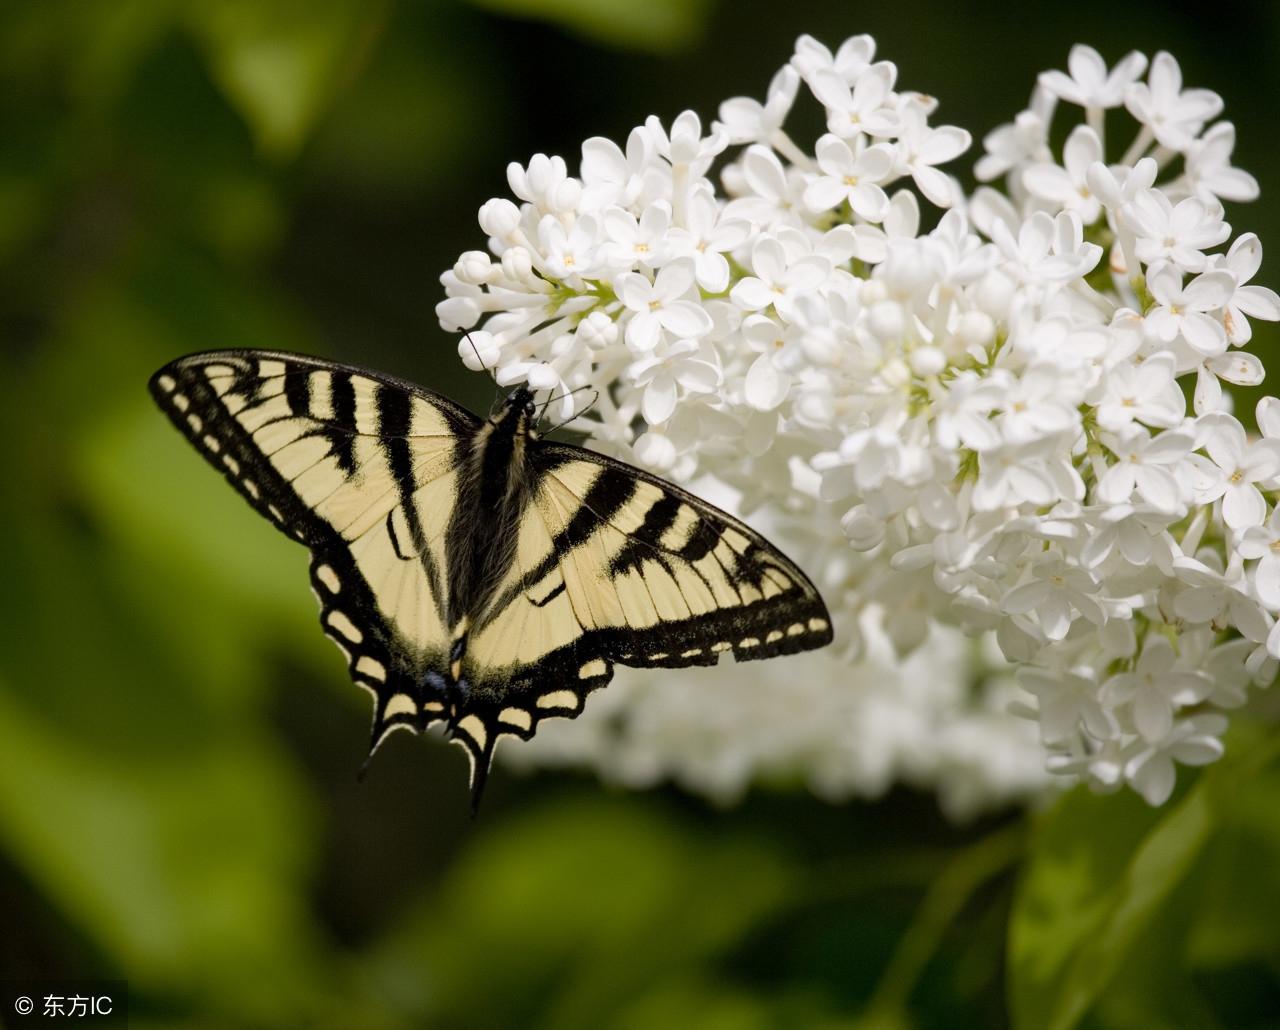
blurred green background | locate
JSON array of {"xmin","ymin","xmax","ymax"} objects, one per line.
[{"xmin": 3, "ymin": 1, "xmax": 1280, "ymax": 1027}]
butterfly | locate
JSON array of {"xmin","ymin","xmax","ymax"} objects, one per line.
[{"xmin": 150, "ymin": 350, "xmax": 834, "ymax": 809}]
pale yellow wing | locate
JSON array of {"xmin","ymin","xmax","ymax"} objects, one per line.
[{"xmin": 150, "ymin": 350, "xmax": 479, "ymax": 750}]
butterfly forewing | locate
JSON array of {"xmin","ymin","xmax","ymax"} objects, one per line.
[{"xmin": 150, "ymin": 351, "xmax": 479, "ymax": 749}]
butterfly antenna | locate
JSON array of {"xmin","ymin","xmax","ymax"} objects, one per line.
[
  {"xmin": 534, "ymin": 377, "xmax": 598, "ymax": 423},
  {"xmin": 543, "ymin": 388, "xmax": 600, "ymax": 436},
  {"xmin": 462, "ymin": 331, "xmax": 493, "ymax": 379},
  {"xmin": 537, "ymin": 386, "xmax": 556, "ymax": 425},
  {"xmin": 462, "ymin": 332, "xmax": 502, "ymax": 414}
]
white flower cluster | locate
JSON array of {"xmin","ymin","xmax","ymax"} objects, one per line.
[
  {"xmin": 438, "ymin": 36, "xmax": 1280, "ymax": 809},
  {"xmin": 499, "ymin": 618, "xmax": 1051, "ymax": 821}
]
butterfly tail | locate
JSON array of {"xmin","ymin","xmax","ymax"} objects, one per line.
[
  {"xmin": 467, "ymin": 750, "xmax": 494, "ymax": 817},
  {"xmin": 447, "ymin": 714, "xmax": 499, "ymax": 816}
]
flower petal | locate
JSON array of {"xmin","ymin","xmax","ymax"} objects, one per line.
[{"xmin": 744, "ymin": 353, "xmax": 790, "ymax": 411}]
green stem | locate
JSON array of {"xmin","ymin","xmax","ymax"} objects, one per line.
[{"xmin": 861, "ymin": 820, "xmax": 1028, "ymax": 1024}]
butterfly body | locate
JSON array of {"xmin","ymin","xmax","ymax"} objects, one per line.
[
  {"xmin": 151, "ymin": 351, "xmax": 833, "ymax": 809},
  {"xmin": 446, "ymin": 388, "xmax": 536, "ymax": 634}
]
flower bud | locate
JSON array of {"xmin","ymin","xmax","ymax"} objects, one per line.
[
  {"xmin": 909, "ymin": 345, "xmax": 946, "ymax": 376},
  {"xmin": 454, "ymin": 250, "xmax": 493, "ymax": 285},
  {"xmin": 956, "ymin": 310, "xmax": 995, "ymax": 349},
  {"xmin": 577, "ymin": 311, "xmax": 618, "ymax": 350},
  {"xmin": 880, "ymin": 357, "xmax": 911, "ymax": 389},
  {"xmin": 868, "ymin": 300, "xmax": 905, "ymax": 342},
  {"xmin": 841, "ymin": 505, "xmax": 885, "ymax": 551},
  {"xmin": 478, "ymin": 198, "xmax": 521, "ymax": 239},
  {"xmin": 436, "ymin": 296, "xmax": 480, "ymax": 332},
  {"xmin": 457, "ymin": 331, "xmax": 499, "ymax": 370},
  {"xmin": 501, "ymin": 246, "xmax": 534, "ymax": 282},
  {"xmin": 527, "ymin": 363, "xmax": 560, "ymax": 390}
]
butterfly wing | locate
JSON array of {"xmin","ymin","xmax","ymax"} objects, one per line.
[
  {"xmin": 149, "ymin": 350, "xmax": 480, "ymax": 752},
  {"xmin": 449, "ymin": 441, "xmax": 833, "ymax": 782}
]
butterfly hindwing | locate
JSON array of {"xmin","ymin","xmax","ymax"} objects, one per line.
[{"xmin": 149, "ymin": 351, "xmax": 480, "ymax": 750}]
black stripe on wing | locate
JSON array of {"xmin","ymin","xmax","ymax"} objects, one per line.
[{"xmin": 533, "ymin": 443, "xmax": 834, "ymax": 666}]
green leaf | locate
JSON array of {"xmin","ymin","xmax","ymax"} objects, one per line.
[
  {"xmin": 185, "ymin": 0, "xmax": 389, "ymax": 158},
  {"xmin": 1185, "ymin": 764, "xmax": 1280, "ymax": 971},
  {"xmin": 1007, "ymin": 738, "xmax": 1280, "ymax": 1030},
  {"xmin": 464, "ymin": 0, "xmax": 714, "ymax": 53},
  {"xmin": 0, "ymin": 680, "xmax": 333, "ymax": 1023}
]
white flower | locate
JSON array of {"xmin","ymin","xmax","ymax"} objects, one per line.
[
  {"xmin": 997, "ymin": 363, "xmax": 1082, "ymax": 443},
  {"xmin": 538, "ymin": 213, "xmax": 601, "ymax": 280},
  {"xmin": 1022, "ymin": 125, "xmax": 1104, "ymax": 223},
  {"xmin": 976, "ymin": 88, "xmax": 1054, "ymax": 183},
  {"xmin": 803, "ymin": 136, "xmax": 893, "ymax": 219},
  {"xmin": 1103, "ymin": 636, "xmax": 1210, "ymax": 742},
  {"xmin": 1194, "ymin": 350, "xmax": 1265, "ymax": 416},
  {"xmin": 1003, "ymin": 556, "xmax": 1104, "ymax": 641},
  {"xmin": 1124, "ymin": 714, "xmax": 1227, "ymax": 805},
  {"xmin": 579, "ymin": 128, "xmax": 653, "ymax": 210},
  {"xmin": 933, "ymin": 372, "xmax": 1005, "ymax": 451},
  {"xmin": 1143, "ymin": 263, "xmax": 1234, "ymax": 359},
  {"xmin": 1123, "ymin": 51, "xmax": 1224, "ymax": 151},
  {"xmin": 615, "ymin": 260, "xmax": 713, "ymax": 352},
  {"xmin": 849, "ymin": 189, "xmax": 921, "ymax": 263},
  {"xmin": 1214, "ymin": 233, "xmax": 1280, "ymax": 345},
  {"xmin": 1194, "ymin": 413, "xmax": 1280, "ymax": 529},
  {"xmin": 807, "ymin": 63, "xmax": 899, "ymax": 140},
  {"xmin": 1172, "ymin": 554, "xmax": 1271, "ymax": 642},
  {"xmin": 507, "ymin": 153, "xmax": 579, "ymax": 213},
  {"xmin": 1078, "ymin": 503, "xmax": 1180, "ymax": 574},
  {"xmin": 894, "ymin": 101, "xmax": 970, "ymax": 207},
  {"xmin": 1093, "ymin": 351, "xmax": 1183, "ymax": 430},
  {"xmin": 1237, "ymin": 506, "xmax": 1280, "ymax": 609},
  {"xmin": 972, "ymin": 436, "xmax": 1061, "ymax": 511},
  {"xmin": 1097, "ymin": 427, "xmax": 1194, "ymax": 511},
  {"xmin": 1018, "ymin": 664, "xmax": 1116, "ymax": 744},
  {"xmin": 599, "ymin": 201, "xmax": 671, "ymax": 271},
  {"xmin": 666, "ymin": 186, "xmax": 751, "ymax": 294},
  {"xmin": 792, "ymin": 32, "xmax": 877, "ymax": 82},
  {"xmin": 1038, "ymin": 44, "xmax": 1148, "ymax": 109},
  {"xmin": 628, "ymin": 339, "xmax": 721, "ymax": 424},
  {"xmin": 1124, "ymin": 191, "xmax": 1230, "ymax": 273},
  {"xmin": 576, "ymin": 311, "xmax": 617, "ymax": 351},
  {"xmin": 717, "ymin": 65, "xmax": 800, "ymax": 145},
  {"xmin": 1087, "ymin": 157, "xmax": 1158, "ymax": 213},
  {"xmin": 730, "ymin": 236, "xmax": 831, "ymax": 320},
  {"xmin": 722, "ymin": 145, "xmax": 808, "ymax": 229},
  {"xmin": 645, "ymin": 110, "xmax": 727, "ymax": 177},
  {"xmin": 991, "ymin": 210, "xmax": 1102, "ymax": 287},
  {"xmin": 456, "ymin": 330, "xmax": 500, "ymax": 371},
  {"xmin": 1185, "ymin": 122, "xmax": 1259, "ymax": 205},
  {"xmin": 740, "ymin": 314, "xmax": 800, "ymax": 410}
]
